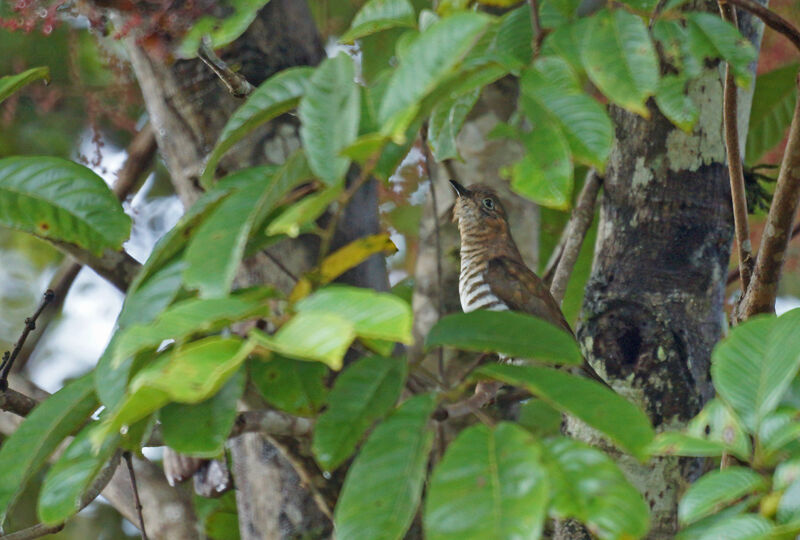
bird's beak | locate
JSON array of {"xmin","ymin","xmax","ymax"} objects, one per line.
[{"xmin": 449, "ymin": 180, "xmax": 470, "ymax": 198}]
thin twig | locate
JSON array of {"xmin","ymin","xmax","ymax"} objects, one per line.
[
  {"xmin": 261, "ymin": 249, "xmax": 300, "ymax": 283},
  {"xmin": 0, "ymin": 523, "xmax": 65, "ymax": 539},
  {"xmin": 420, "ymin": 128, "xmax": 447, "ymax": 385},
  {"xmin": 124, "ymin": 452, "xmax": 149, "ymax": 540},
  {"xmin": 52, "ymin": 242, "xmax": 141, "ymax": 293},
  {"xmin": 13, "ymin": 125, "xmax": 157, "ymax": 372},
  {"xmin": 723, "ymin": 0, "xmax": 800, "ymax": 54},
  {"xmin": 719, "ymin": 2, "xmax": 754, "ymax": 296},
  {"xmin": 527, "ymin": 0, "xmax": 546, "ymax": 54},
  {"xmin": 0, "ymin": 290, "xmax": 55, "ymax": 391},
  {"xmin": 739, "ymin": 76, "xmax": 800, "ymax": 318},
  {"xmin": 197, "ymin": 38, "xmax": 255, "ymax": 98},
  {"xmin": 726, "ymin": 221, "xmax": 800, "ymax": 285},
  {"xmin": 550, "ymin": 170, "xmax": 602, "ymax": 305}
]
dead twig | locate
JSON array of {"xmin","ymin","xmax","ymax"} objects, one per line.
[
  {"xmin": 723, "ymin": 0, "xmax": 800, "ymax": 54},
  {"xmin": 527, "ymin": 0, "xmax": 547, "ymax": 54},
  {"xmin": 124, "ymin": 451, "xmax": 149, "ymax": 540},
  {"xmin": 0, "ymin": 290, "xmax": 55, "ymax": 391},
  {"xmin": 550, "ymin": 170, "xmax": 602, "ymax": 305}
]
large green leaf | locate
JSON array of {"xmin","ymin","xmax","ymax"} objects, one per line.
[
  {"xmin": 249, "ymin": 356, "xmax": 328, "ymax": 416},
  {"xmin": 678, "ymin": 514, "xmax": 773, "ymax": 540},
  {"xmin": 542, "ymin": 437, "xmax": 649, "ymax": 539},
  {"xmin": 760, "ymin": 409, "xmax": 800, "ymax": 459},
  {"xmin": 509, "ymin": 120, "xmax": 573, "ymax": 210},
  {"xmin": 520, "ymin": 56, "xmax": 613, "ymax": 170},
  {"xmin": 711, "ymin": 309, "xmax": 800, "ymax": 432},
  {"xmin": 0, "ymin": 374, "xmax": 97, "ymax": 524},
  {"xmin": 296, "ymin": 285, "xmax": 413, "ymax": 344},
  {"xmin": 201, "ymin": 67, "xmax": 312, "ymax": 185},
  {"xmin": 746, "ymin": 64, "xmax": 799, "ymax": 165},
  {"xmin": 95, "ymin": 337, "xmax": 253, "ymax": 445},
  {"xmin": 424, "ymin": 422, "xmax": 549, "ymax": 540},
  {"xmin": 648, "ymin": 432, "xmax": 728, "ymax": 458},
  {"xmin": 334, "ymin": 394, "xmax": 436, "ymax": 540},
  {"xmin": 678, "ymin": 467, "xmax": 766, "ymax": 525},
  {"xmin": 178, "ymin": 0, "xmax": 272, "ymax": 58},
  {"xmin": 313, "ymin": 356, "xmax": 407, "ymax": 471},
  {"xmin": 185, "ymin": 157, "xmax": 313, "ymax": 298},
  {"xmin": 0, "ymin": 156, "xmax": 131, "ymax": 255},
  {"xmin": 428, "ymin": 88, "xmax": 480, "ymax": 161},
  {"xmin": 340, "ymin": 0, "xmax": 416, "ymax": 43},
  {"xmin": 685, "ymin": 12, "xmax": 756, "ymax": 88},
  {"xmin": 686, "ymin": 399, "xmax": 751, "ymax": 460},
  {"xmin": 378, "ymin": 12, "xmax": 491, "ymax": 138},
  {"xmin": 480, "ymin": 364, "xmax": 654, "ymax": 459},
  {"xmin": 0, "ymin": 67, "xmax": 49, "ymax": 104},
  {"xmin": 425, "ymin": 311, "xmax": 582, "ymax": 365},
  {"xmin": 265, "ymin": 184, "xmax": 342, "ymax": 238},
  {"xmin": 250, "ymin": 312, "xmax": 355, "ymax": 370},
  {"xmin": 37, "ymin": 425, "xmax": 119, "ymax": 525},
  {"xmin": 298, "ymin": 53, "xmax": 360, "ymax": 185},
  {"xmin": 581, "ymin": 9, "xmax": 659, "ymax": 117},
  {"xmin": 95, "ymin": 258, "xmax": 185, "ymax": 409},
  {"xmin": 111, "ymin": 289, "xmax": 273, "ymax": 366},
  {"xmin": 160, "ymin": 368, "xmax": 246, "ymax": 457}
]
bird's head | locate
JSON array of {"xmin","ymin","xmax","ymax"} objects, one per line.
[{"xmin": 450, "ymin": 180, "xmax": 510, "ymax": 239}]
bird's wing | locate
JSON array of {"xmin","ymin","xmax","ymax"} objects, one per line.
[
  {"xmin": 486, "ymin": 256, "xmax": 572, "ymax": 334},
  {"xmin": 487, "ymin": 256, "xmax": 610, "ymax": 387}
]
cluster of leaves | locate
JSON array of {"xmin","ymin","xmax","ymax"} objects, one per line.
[
  {"xmin": 650, "ymin": 309, "xmax": 800, "ymax": 539},
  {"xmin": 0, "ymin": 0, "xmax": 794, "ymax": 538}
]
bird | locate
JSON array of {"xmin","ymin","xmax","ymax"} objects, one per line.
[{"xmin": 449, "ymin": 179, "xmax": 607, "ymax": 386}]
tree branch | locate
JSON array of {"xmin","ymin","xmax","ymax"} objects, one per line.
[
  {"xmin": 718, "ymin": 2, "xmax": 754, "ymax": 296},
  {"xmin": 198, "ymin": 39, "xmax": 255, "ymax": 98},
  {"xmin": 723, "ymin": 0, "xmax": 800, "ymax": 53},
  {"xmin": 0, "ymin": 290, "xmax": 55, "ymax": 391},
  {"xmin": 550, "ymin": 170, "xmax": 602, "ymax": 305},
  {"xmin": 0, "ymin": 523, "xmax": 64, "ymax": 540},
  {"xmin": 527, "ymin": 0, "xmax": 546, "ymax": 54},
  {"xmin": 52, "ymin": 242, "xmax": 141, "ymax": 293},
  {"xmin": 726, "ymin": 221, "xmax": 800, "ymax": 285},
  {"xmin": 124, "ymin": 452, "xmax": 149, "ymax": 540},
  {"xmin": 740, "ymin": 75, "xmax": 800, "ymax": 318}
]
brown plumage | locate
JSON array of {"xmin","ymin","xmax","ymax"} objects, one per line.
[{"xmin": 450, "ymin": 180, "xmax": 607, "ymax": 386}]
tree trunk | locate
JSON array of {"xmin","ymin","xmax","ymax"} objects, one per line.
[{"xmin": 559, "ymin": 7, "xmax": 765, "ymax": 537}]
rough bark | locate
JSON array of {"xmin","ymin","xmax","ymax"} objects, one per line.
[
  {"xmin": 121, "ymin": 1, "xmax": 387, "ymax": 537},
  {"xmin": 557, "ymin": 8, "xmax": 765, "ymax": 537}
]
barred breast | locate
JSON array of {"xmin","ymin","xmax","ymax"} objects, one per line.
[{"xmin": 459, "ymin": 250, "xmax": 508, "ymax": 313}]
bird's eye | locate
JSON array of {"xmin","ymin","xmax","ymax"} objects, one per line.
[{"xmin": 482, "ymin": 198, "xmax": 495, "ymax": 210}]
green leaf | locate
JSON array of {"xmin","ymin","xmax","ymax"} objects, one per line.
[
  {"xmin": 186, "ymin": 156, "xmax": 313, "ymax": 298},
  {"xmin": 266, "ymin": 185, "xmax": 342, "ymax": 238},
  {"xmin": 250, "ymin": 312, "xmax": 355, "ymax": 370},
  {"xmin": 201, "ymin": 67, "xmax": 312, "ymax": 185},
  {"xmin": 313, "ymin": 356, "xmax": 407, "ymax": 471},
  {"xmin": 425, "ymin": 311, "xmax": 582, "ymax": 365},
  {"xmin": 480, "ymin": 364, "xmax": 654, "ymax": 459},
  {"xmin": 112, "ymin": 290, "xmax": 273, "ymax": 367},
  {"xmin": 542, "ymin": 437, "xmax": 649, "ymax": 539},
  {"xmin": 424, "ymin": 422, "xmax": 549, "ymax": 540},
  {"xmin": 299, "ymin": 53, "xmax": 360, "ymax": 185},
  {"xmin": 678, "ymin": 467, "xmax": 766, "ymax": 525},
  {"xmin": 541, "ymin": 18, "xmax": 590, "ymax": 74},
  {"xmin": 509, "ymin": 121, "xmax": 573, "ymax": 210},
  {"xmin": 679, "ymin": 514, "xmax": 773, "ymax": 540},
  {"xmin": 0, "ymin": 156, "xmax": 131, "ymax": 255},
  {"xmin": 539, "ymin": 0, "xmax": 581, "ymax": 28},
  {"xmin": 178, "ymin": 0, "xmax": 272, "ymax": 58},
  {"xmin": 648, "ymin": 432, "xmax": 727, "ymax": 457},
  {"xmin": 428, "ymin": 88, "xmax": 480, "ymax": 161},
  {"xmin": 711, "ymin": 309, "xmax": 800, "ymax": 432},
  {"xmin": 686, "ymin": 398, "xmax": 751, "ymax": 460},
  {"xmin": 334, "ymin": 394, "xmax": 436, "ymax": 540},
  {"xmin": 685, "ymin": 12, "xmax": 756, "ymax": 88},
  {"xmin": 778, "ymin": 479, "xmax": 800, "ymax": 524},
  {"xmin": 746, "ymin": 64, "xmax": 799, "ymax": 165},
  {"xmin": 581, "ymin": 9, "xmax": 659, "ymax": 116},
  {"xmin": 655, "ymin": 74, "xmax": 699, "ymax": 133},
  {"xmin": 0, "ymin": 374, "xmax": 97, "ymax": 524},
  {"xmin": 249, "ymin": 356, "xmax": 328, "ymax": 416},
  {"xmin": 517, "ymin": 399, "xmax": 563, "ymax": 437},
  {"xmin": 296, "ymin": 285, "xmax": 413, "ymax": 344},
  {"xmin": 759, "ymin": 409, "xmax": 800, "ymax": 459},
  {"xmin": 96, "ymin": 337, "xmax": 253, "ymax": 445},
  {"xmin": 37, "ymin": 425, "xmax": 119, "ymax": 525},
  {"xmin": 340, "ymin": 0, "xmax": 416, "ymax": 43},
  {"xmin": 378, "ymin": 12, "xmax": 491, "ymax": 138},
  {"xmin": 160, "ymin": 368, "xmax": 246, "ymax": 457},
  {"xmin": 651, "ymin": 20, "xmax": 702, "ymax": 78},
  {"xmin": 520, "ymin": 56, "xmax": 613, "ymax": 170},
  {"xmin": 0, "ymin": 67, "xmax": 49, "ymax": 104},
  {"xmin": 95, "ymin": 258, "xmax": 184, "ymax": 409}
]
